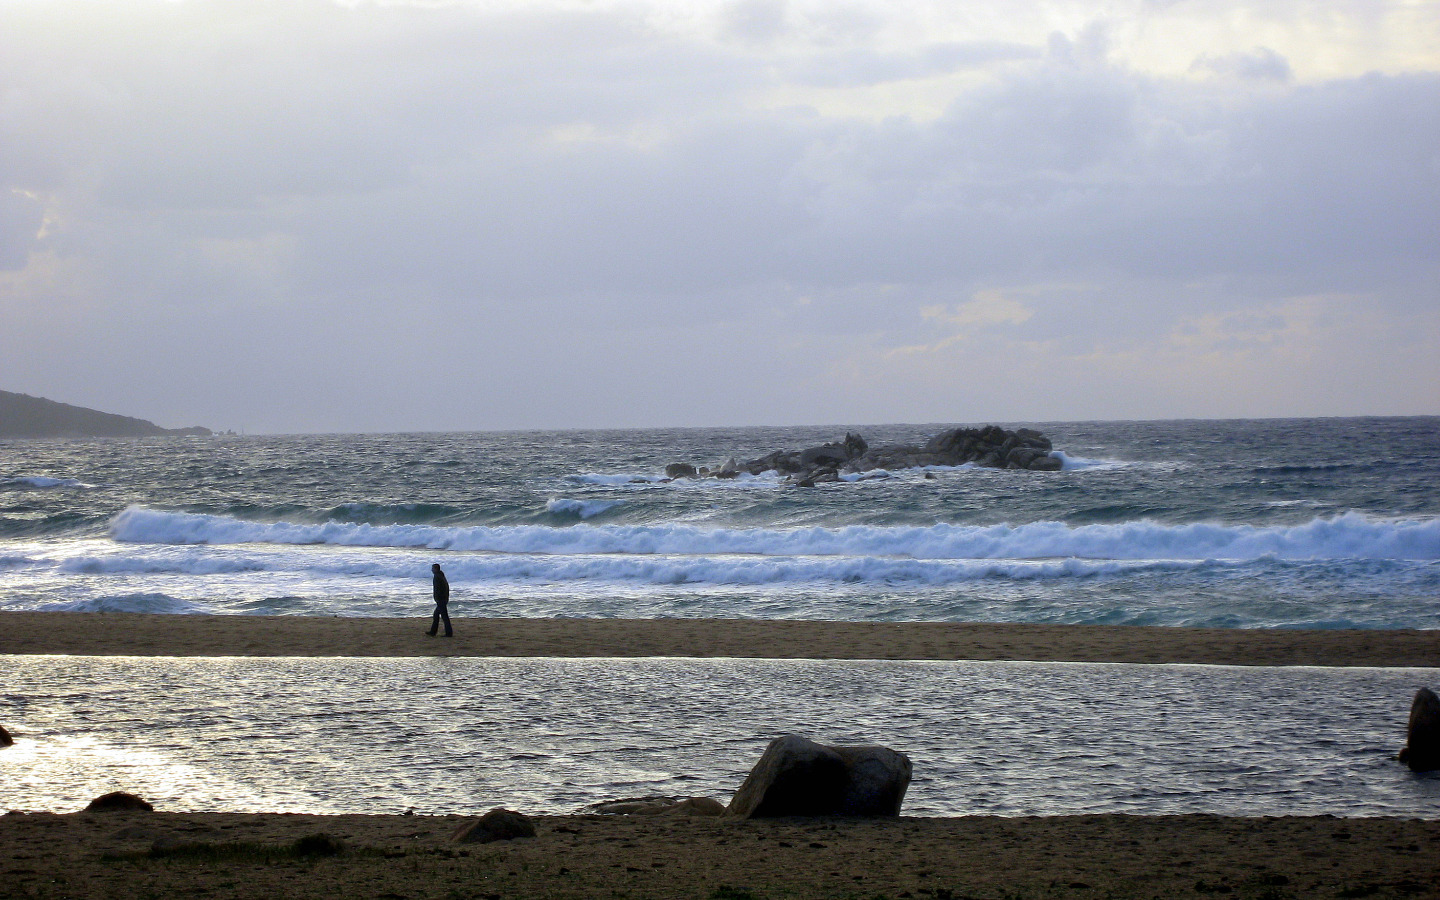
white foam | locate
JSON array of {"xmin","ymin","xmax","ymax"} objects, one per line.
[
  {"xmin": 838, "ymin": 470, "xmax": 895, "ymax": 482},
  {"xmin": 109, "ymin": 506, "xmax": 1440, "ymax": 562},
  {"xmin": 1051, "ymin": 451, "xmax": 1115, "ymax": 471},
  {"xmin": 0, "ymin": 538, "xmax": 1225, "ymax": 589}
]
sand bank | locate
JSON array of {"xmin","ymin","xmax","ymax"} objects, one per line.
[
  {"xmin": 2, "ymin": 611, "xmax": 1437, "ymax": 665},
  {"xmin": 3, "ymin": 808, "xmax": 1436, "ymax": 900}
]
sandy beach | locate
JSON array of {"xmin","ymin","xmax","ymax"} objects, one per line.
[
  {"xmin": 3, "ymin": 808, "xmax": 1437, "ymax": 900},
  {"xmin": 3, "ymin": 611, "xmax": 1438, "ymax": 666},
  {"xmin": 4, "ymin": 612, "xmax": 1438, "ymax": 898}
]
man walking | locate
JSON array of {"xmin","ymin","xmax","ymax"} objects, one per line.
[{"xmin": 427, "ymin": 562, "xmax": 452, "ymax": 637}]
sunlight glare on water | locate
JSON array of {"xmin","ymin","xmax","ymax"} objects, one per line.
[{"xmin": 3, "ymin": 656, "xmax": 1437, "ymax": 819}]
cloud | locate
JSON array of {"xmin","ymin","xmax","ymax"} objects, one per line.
[
  {"xmin": 722, "ymin": 0, "xmax": 791, "ymax": 44},
  {"xmin": 1190, "ymin": 46, "xmax": 1293, "ymax": 82},
  {"xmin": 0, "ymin": 0, "xmax": 1436, "ymax": 431},
  {"xmin": 0, "ymin": 190, "xmax": 44, "ymax": 270},
  {"xmin": 922, "ymin": 291, "xmax": 1034, "ymax": 330}
]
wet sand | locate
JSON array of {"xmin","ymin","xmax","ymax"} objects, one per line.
[{"xmin": 3, "ymin": 611, "xmax": 1438, "ymax": 665}]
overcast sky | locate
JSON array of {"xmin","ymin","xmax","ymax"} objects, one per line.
[{"xmin": 2, "ymin": 0, "xmax": 1437, "ymax": 433}]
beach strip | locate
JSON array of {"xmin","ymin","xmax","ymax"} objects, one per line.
[
  {"xmin": 3, "ymin": 809, "xmax": 1437, "ymax": 900},
  {"xmin": 2, "ymin": 611, "xmax": 1436, "ymax": 665}
]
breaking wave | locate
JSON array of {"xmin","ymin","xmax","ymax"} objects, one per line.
[
  {"xmin": 109, "ymin": 506, "xmax": 1440, "ymax": 562},
  {"xmin": 546, "ymin": 498, "xmax": 625, "ymax": 519},
  {"xmin": 0, "ymin": 542, "xmax": 1237, "ymax": 587}
]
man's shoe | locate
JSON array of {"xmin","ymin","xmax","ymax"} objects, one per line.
[{"xmin": 426, "ymin": 631, "xmax": 436, "ymax": 637}]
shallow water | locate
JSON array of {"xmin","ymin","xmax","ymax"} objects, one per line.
[{"xmin": 3, "ymin": 657, "xmax": 1436, "ymax": 819}]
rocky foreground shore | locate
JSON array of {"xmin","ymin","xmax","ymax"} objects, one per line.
[{"xmin": 666, "ymin": 424, "xmax": 1061, "ymax": 486}]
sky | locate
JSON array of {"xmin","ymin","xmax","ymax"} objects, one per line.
[{"xmin": 1, "ymin": 0, "xmax": 1437, "ymax": 434}]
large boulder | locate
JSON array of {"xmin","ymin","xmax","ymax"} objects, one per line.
[
  {"xmin": 1399, "ymin": 687, "xmax": 1440, "ymax": 772},
  {"xmin": 799, "ymin": 445, "xmax": 849, "ymax": 467},
  {"xmin": 1014, "ymin": 428, "xmax": 1052, "ymax": 450},
  {"xmin": 452, "ymin": 808, "xmax": 536, "ymax": 843},
  {"xmin": 1027, "ymin": 454, "xmax": 1063, "ymax": 472},
  {"xmin": 727, "ymin": 734, "xmax": 911, "ymax": 819},
  {"xmin": 85, "ymin": 792, "xmax": 154, "ymax": 812},
  {"xmin": 1004, "ymin": 447, "xmax": 1044, "ymax": 469},
  {"xmin": 665, "ymin": 462, "xmax": 698, "ymax": 479}
]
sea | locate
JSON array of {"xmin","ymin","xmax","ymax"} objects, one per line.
[{"xmin": 2, "ymin": 417, "xmax": 1438, "ymax": 817}]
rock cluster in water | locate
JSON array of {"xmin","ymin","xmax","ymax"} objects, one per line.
[{"xmin": 666, "ymin": 424, "xmax": 1060, "ymax": 486}]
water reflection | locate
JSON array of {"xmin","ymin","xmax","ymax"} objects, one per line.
[{"xmin": 2, "ymin": 657, "xmax": 1436, "ymax": 818}]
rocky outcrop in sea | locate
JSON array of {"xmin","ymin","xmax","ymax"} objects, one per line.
[{"xmin": 667, "ymin": 424, "xmax": 1061, "ymax": 486}]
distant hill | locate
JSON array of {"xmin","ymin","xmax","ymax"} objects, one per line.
[{"xmin": 0, "ymin": 390, "xmax": 211, "ymax": 439}]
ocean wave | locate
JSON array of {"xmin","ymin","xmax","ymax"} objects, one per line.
[
  {"xmin": 546, "ymin": 498, "xmax": 625, "ymax": 519},
  {"xmin": 2, "ymin": 475, "xmax": 97, "ymax": 490},
  {"xmin": 1252, "ymin": 463, "xmax": 1367, "ymax": 475},
  {"xmin": 5, "ymin": 543, "xmax": 1225, "ymax": 588},
  {"xmin": 1050, "ymin": 451, "xmax": 1129, "ymax": 471},
  {"xmin": 56, "ymin": 553, "xmax": 269, "ymax": 576},
  {"xmin": 563, "ymin": 472, "xmax": 667, "ymax": 486},
  {"xmin": 563, "ymin": 470, "xmax": 787, "ymax": 489},
  {"xmin": 109, "ymin": 506, "xmax": 1440, "ymax": 562},
  {"xmin": 36, "ymin": 593, "xmax": 216, "ymax": 614},
  {"xmin": 0, "ymin": 512, "xmax": 111, "ymax": 540},
  {"xmin": 416, "ymin": 553, "xmax": 1213, "ymax": 586},
  {"xmin": 327, "ymin": 502, "xmax": 465, "ymax": 523}
]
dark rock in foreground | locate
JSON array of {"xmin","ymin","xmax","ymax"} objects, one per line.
[
  {"xmin": 668, "ymin": 424, "xmax": 1060, "ymax": 486},
  {"xmin": 0, "ymin": 723, "xmax": 12, "ymax": 747},
  {"xmin": 1399, "ymin": 687, "xmax": 1440, "ymax": 772},
  {"xmin": 728, "ymin": 734, "xmax": 912, "ymax": 818},
  {"xmin": 452, "ymin": 808, "xmax": 536, "ymax": 843},
  {"xmin": 85, "ymin": 791, "xmax": 154, "ymax": 812}
]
